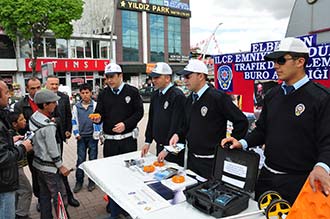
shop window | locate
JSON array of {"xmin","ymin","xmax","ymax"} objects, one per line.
[
  {"xmin": 122, "ymin": 10, "xmax": 139, "ymax": 61},
  {"xmin": 0, "ymin": 35, "xmax": 15, "ymax": 58},
  {"xmin": 70, "ymin": 40, "xmax": 76, "ymax": 58},
  {"xmin": 69, "ymin": 40, "xmax": 85, "ymax": 58},
  {"xmin": 19, "ymin": 39, "xmax": 30, "ymax": 58},
  {"xmin": 100, "ymin": 41, "xmax": 109, "ymax": 59},
  {"xmin": 57, "ymin": 72, "xmax": 66, "ymax": 77},
  {"xmin": 149, "ymin": 14, "xmax": 164, "ymax": 62},
  {"xmin": 33, "ymin": 37, "xmax": 44, "ymax": 57},
  {"xmin": 168, "ymin": 17, "xmax": 181, "ymax": 57},
  {"xmin": 57, "ymin": 39, "xmax": 68, "ymax": 58},
  {"xmin": 46, "ymin": 38, "xmax": 56, "ymax": 57},
  {"xmin": 93, "ymin": 40, "xmax": 100, "ymax": 58},
  {"xmin": 85, "ymin": 40, "xmax": 92, "ymax": 58},
  {"xmin": 75, "ymin": 39, "xmax": 84, "ymax": 58}
]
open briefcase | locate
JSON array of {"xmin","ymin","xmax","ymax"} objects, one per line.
[{"xmin": 185, "ymin": 146, "xmax": 260, "ymax": 218}]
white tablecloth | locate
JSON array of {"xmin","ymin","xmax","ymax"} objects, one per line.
[{"xmin": 80, "ymin": 151, "xmax": 265, "ymax": 219}]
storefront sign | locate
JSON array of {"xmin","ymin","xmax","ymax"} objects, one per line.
[
  {"xmin": 71, "ymin": 77, "xmax": 85, "ymax": 83},
  {"xmin": 118, "ymin": 0, "xmax": 191, "ymax": 18},
  {"xmin": 164, "ymin": 0, "xmax": 189, "ymax": 10},
  {"xmin": 25, "ymin": 59, "xmax": 110, "ymax": 72},
  {"xmin": 168, "ymin": 54, "xmax": 189, "ymax": 62}
]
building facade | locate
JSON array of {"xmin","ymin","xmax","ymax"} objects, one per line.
[
  {"xmin": 0, "ymin": 0, "xmax": 191, "ymax": 95},
  {"xmin": 0, "ymin": 32, "xmax": 113, "ymax": 96},
  {"xmin": 74, "ymin": 0, "xmax": 191, "ymax": 87}
]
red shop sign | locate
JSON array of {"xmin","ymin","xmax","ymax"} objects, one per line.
[{"xmin": 25, "ymin": 58, "xmax": 110, "ymax": 72}]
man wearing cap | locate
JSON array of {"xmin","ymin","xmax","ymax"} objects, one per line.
[
  {"xmin": 45, "ymin": 75, "xmax": 80, "ymax": 208},
  {"xmin": 92, "ymin": 63, "xmax": 143, "ymax": 218},
  {"xmin": 221, "ymin": 37, "xmax": 330, "ymax": 205},
  {"xmin": 29, "ymin": 89, "xmax": 71, "ymax": 218},
  {"xmin": 141, "ymin": 62, "xmax": 186, "ymax": 166},
  {"xmin": 169, "ymin": 59, "xmax": 248, "ymax": 179}
]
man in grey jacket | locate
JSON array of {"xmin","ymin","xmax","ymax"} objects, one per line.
[{"xmin": 29, "ymin": 89, "xmax": 71, "ymax": 219}]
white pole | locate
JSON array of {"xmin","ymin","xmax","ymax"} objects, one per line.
[
  {"xmin": 109, "ymin": 0, "xmax": 118, "ymax": 63},
  {"xmin": 142, "ymin": 0, "xmax": 148, "ymax": 64},
  {"xmin": 202, "ymin": 22, "xmax": 223, "ymax": 61}
]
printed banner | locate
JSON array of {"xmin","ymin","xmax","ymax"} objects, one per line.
[
  {"xmin": 214, "ymin": 34, "xmax": 329, "ymax": 81},
  {"xmin": 214, "ymin": 34, "xmax": 330, "ymax": 113}
]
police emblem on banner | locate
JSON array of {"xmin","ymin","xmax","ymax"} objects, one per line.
[
  {"xmin": 125, "ymin": 96, "xmax": 131, "ymax": 103},
  {"xmin": 164, "ymin": 101, "xmax": 169, "ymax": 109},
  {"xmin": 295, "ymin": 103, "xmax": 305, "ymax": 116},
  {"xmin": 217, "ymin": 65, "xmax": 233, "ymax": 91},
  {"xmin": 201, "ymin": 106, "xmax": 208, "ymax": 117}
]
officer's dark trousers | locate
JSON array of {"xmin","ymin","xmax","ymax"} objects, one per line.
[
  {"xmin": 254, "ymin": 167, "xmax": 308, "ymax": 205},
  {"xmin": 103, "ymin": 137, "xmax": 137, "ymax": 157},
  {"xmin": 187, "ymin": 152, "xmax": 214, "ymax": 180}
]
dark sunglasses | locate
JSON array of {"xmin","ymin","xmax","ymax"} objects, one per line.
[
  {"xmin": 183, "ymin": 73, "xmax": 200, "ymax": 79},
  {"xmin": 274, "ymin": 56, "xmax": 295, "ymax": 65},
  {"xmin": 183, "ymin": 73, "xmax": 193, "ymax": 79}
]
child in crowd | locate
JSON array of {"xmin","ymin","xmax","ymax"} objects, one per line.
[
  {"xmin": 29, "ymin": 89, "xmax": 71, "ymax": 219},
  {"xmin": 72, "ymin": 83, "xmax": 101, "ymax": 193}
]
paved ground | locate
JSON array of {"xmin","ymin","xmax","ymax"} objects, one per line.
[{"xmin": 27, "ymin": 103, "xmax": 154, "ymax": 219}]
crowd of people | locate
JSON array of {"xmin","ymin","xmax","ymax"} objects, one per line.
[{"xmin": 0, "ymin": 37, "xmax": 330, "ymax": 219}]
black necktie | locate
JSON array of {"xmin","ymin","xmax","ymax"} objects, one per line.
[
  {"xmin": 284, "ymin": 85, "xmax": 295, "ymax": 95},
  {"xmin": 113, "ymin": 89, "xmax": 119, "ymax": 95},
  {"xmin": 192, "ymin": 93, "xmax": 199, "ymax": 103}
]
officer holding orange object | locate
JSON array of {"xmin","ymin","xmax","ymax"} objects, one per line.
[{"xmin": 92, "ymin": 63, "xmax": 143, "ymax": 218}]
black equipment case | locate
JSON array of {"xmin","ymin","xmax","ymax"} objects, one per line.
[{"xmin": 185, "ymin": 146, "xmax": 260, "ymax": 218}]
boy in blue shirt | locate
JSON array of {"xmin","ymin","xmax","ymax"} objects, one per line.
[{"xmin": 72, "ymin": 84, "xmax": 101, "ymax": 193}]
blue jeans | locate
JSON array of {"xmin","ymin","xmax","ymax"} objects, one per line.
[
  {"xmin": 76, "ymin": 136, "xmax": 98, "ymax": 183},
  {"xmin": 0, "ymin": 191, "xmax": 15, "ymax": 219},
  {"xmin": 37, "ymin": 169, "xmax": 68, "ymax": 219}
]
